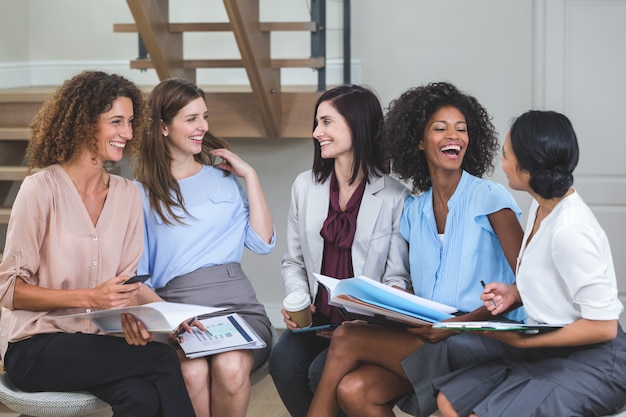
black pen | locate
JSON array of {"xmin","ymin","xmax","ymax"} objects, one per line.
[
  {"xmin": 175, "ymin": 316, "xmax": 197, "ymax": 338},
  {"xmin": 480, "ymin": 280, "xmax": 498, "ymax": 308}
]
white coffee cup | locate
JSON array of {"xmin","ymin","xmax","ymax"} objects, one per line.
[{"xmin": 283, "ymin": 291, "xmax": 312, "ymax": 328}]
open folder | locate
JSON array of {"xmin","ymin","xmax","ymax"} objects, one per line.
[
  {"xmin": 61, "ymin": 301, "xmax": 225, "ymax": 333},
  {"xmin": 314, "ymin": 273, "xmax": 457, "ymax": 327}
]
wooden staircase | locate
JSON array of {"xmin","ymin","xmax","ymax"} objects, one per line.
[
  {"xmin": 114, "ymin": 0, "xmax": 325, "ymax": 138},
  {"xmin": 0, "ymin": 89, "xmax": 48, "ymax": 259},
  {"xmin": 0, "ymin": 1, "xmax": 327, "ymax": 257}
]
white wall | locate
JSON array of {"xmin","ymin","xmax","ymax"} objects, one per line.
[
  {"xmin": 1, "ymin": 0, "xmax": 624, "ymax": 328},
  {"xmin": 0, "ymin": 1, "xmax": 29, "ymax": 62},
  {"xmin": 352, "ymin": 0, "xmax": 535, "ymax": 207},
  {"xmin": 0, "ymin": 0, "xmax": 30, "ymax": 87}
]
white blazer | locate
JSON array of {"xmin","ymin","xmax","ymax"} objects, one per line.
[{"xmin": 282, "ymin": 170, "xmax": 410, "ymax": 299}]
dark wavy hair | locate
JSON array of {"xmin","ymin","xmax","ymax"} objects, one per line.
[
  {"xmin": 509, "ymin": 110, "xmax": 578, "ymax": 199},
  {"xmin": 27, "ymin": 70, "xmax": 146, "ymax": 169},
  {"xmin": 311, "ymin": 85, "xmax": 389, "ymax": 184},
  {"xmin": 134, "ymin": 78, "xmax": 230, "ymax": 225},
  {"xmin": 382, "ymin": 82, "xmax": 498, "ymax": 193}
]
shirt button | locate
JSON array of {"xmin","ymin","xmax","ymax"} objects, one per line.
[
  {"xmin": 92, "ymin": 261, "xmax": 97, "ymax": 266},
  {"xmin": 86, "ymin": 308, "xmax": 91, "ymax": 313},
  {"xmin": 93, "ymin": 235, "xmax": 98, "ymax": 241},
  {"xmin": 89, "ymin": 283, "xmax": 94, "ymax": 288}
]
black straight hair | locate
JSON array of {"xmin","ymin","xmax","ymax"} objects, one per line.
[{"xmin": 509, "ymin": 110, "xmax": 579, "ymax": 199}]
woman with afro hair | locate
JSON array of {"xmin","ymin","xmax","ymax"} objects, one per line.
[{"xmin": 306, "ymin": 82, "xmax": 526, "ymax": 417}]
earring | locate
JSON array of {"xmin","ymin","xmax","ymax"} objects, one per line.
[{"xmin": 163, "ymin": 133, "xmax": 168, "ymax": 137}]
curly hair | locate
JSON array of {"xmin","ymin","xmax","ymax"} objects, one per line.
[
  {"xmin": 134, "ymin": 78, "xmax": 230, "ymax": 225},
  {"xmin": 27, "ymin": 70, "xmax": 146, "ymax": 170},
  {"xmin": 382, "ymin": 82, "xmax": 498, "ymax": 193},
  {"xmin": 311, "ymin": 85, "xmax": 388, "ymax": 184},
  {"xmin": 509, "ymin": 110, "xmax": 579, "ymax": 199}
]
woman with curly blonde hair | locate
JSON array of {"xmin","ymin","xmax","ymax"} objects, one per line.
[{"xmin": 0, "ymin": 70, "xmax": 196, "ymax": 417}]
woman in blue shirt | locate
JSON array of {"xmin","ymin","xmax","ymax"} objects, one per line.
[
  {"xmin": 306, "ymin": 82, "xmax": 526, "ymax": 417},
  {"xmin": 134, "ymin": 78, "xmax": 275, "ymax": 417}
]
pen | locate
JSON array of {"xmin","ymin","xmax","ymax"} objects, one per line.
[
  {"xmin": 480, "ymin": 280, "xmax": 498, "ymax": 309},
  {"xmin": 175, "ymin": 316, "xmax": 197, "ymax": 338}
]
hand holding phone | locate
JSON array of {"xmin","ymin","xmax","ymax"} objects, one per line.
[{"xmin": 123, "ymin": 274, "xmax": 151, "ymax": 285}]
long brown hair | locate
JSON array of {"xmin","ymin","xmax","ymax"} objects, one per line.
[{"xmin": 135, "ymin": 78, "xmax": 229, "ymax": 225}]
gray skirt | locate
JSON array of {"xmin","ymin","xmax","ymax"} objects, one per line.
[
  {"xmin": 395, "ymin": 332, "xmax": 516, "ymax": 417},
  {"xmin": 432, "ymin": 326, "xmax": 626, "ymax": 417},
  {"xmin": 155, "ymin": 263, "xmax": 272, "ymax": 371}
]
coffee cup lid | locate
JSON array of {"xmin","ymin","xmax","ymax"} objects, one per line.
[{"xmin": 283, "ymin": 291, "xmax": 310, "ymax": 311}]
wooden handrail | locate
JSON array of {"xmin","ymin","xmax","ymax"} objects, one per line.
[
  {"xmin": 114, "ymin": 21, "xmax": 317, "ymax": 33},
  {"xmin": 125, "ymin": 0, "xmax": 195, "ymax": 82},
  {"xmin": 223, "ymin": 0, "xmax": 281, "ymax": 137},
  {"xmin": 116, "ymin": 0, "xmax": 325, "ymax": 137},
  {"xmin": 129, "ymin": 57, "xmax": 325, "ymax": 70}
]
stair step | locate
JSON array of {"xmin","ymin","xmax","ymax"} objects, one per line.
[
  {"xmin": 0, "ymin": 166, "xmax": 29, "ymax": 181},
  {"xmin": 0, "ymin": 86, "xmax": 322, "ymax": 139},
  {"xmin": 114, "ymin": 21, "xmax": 317, "ymax": 33},
  {"xmin": 0, "ymin": 127, "xmax": 30, "ymax": 141},
  {"xmin": 130, "ymin": 57, "xmax": 325, "ymax": 70},
  {"xmin": 0, "ymin": 208, "xmax": 11, "ymax": 224}
]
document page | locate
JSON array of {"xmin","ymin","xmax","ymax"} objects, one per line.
[
  {"xmin": 179, "ymin": 313, "xmax": 267, "ymax": 358},
  {"xmin": 432, "ymin": 321, "xmax": 565, "ymax": 333}
]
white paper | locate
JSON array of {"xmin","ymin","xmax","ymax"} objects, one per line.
[
  {"xmin": 432, "ymin": 321, "xmax": 565, "ymax": 332},
  {"xmin": 179, "ymin": 313, "xmax": 267, "ymax": 358},
  {"xmin": 61, "ymin": 301, "xmax": 226, "ymax": 333}
]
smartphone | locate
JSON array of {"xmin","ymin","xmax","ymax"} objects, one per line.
[
  {"xmin": 292, "ymin": 324, "xmax": 339, "ymax": 334},
  {"xmin": 123, "ymin": 274, "xmax": 151, "ymax": 285}
]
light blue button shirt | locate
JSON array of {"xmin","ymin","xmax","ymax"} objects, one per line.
[
  {"xmin": 136, "ymin": 165, "xmax": 276, "ymax": 289},
  {"xmin": 401, "ymin": 171, "xmax": 526, "ymax": 322}
]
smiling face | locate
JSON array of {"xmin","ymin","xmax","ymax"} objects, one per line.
[
  {"xmin": 313, "ymin": 100, "xmax": 354, "ymax": 162},
  {"xmin": 162, "ymin": 97, "xmax": 209, "ymax": 159},
  {"xmin": 95, "ymin": 96, "xmax": 134, "ymax": 163},
  {"xmin": 419, "ymin": 105, "xmax": 469, "ymax": 173}
]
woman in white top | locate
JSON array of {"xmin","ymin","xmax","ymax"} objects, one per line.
[{"xmin": 435, "ymin": 110, "xmax": 626, "ymax": 417}]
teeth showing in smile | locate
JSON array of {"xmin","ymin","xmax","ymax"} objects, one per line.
[
  {"xmin": 110, "ymin": 141, "xmax": 125, "ymax": 148},
  {"xmin": 441, "ymin": 144, "xmax": 461, "ymax": 155},
  {"xmin": 190, "ymin": 136, "xmax": 203, "ymax": 141},
  {"xmin": 319, "ymin": 141, "xmax": 332, "ymax": 147}
]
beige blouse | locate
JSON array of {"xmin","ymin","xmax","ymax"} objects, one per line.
[{"xmin": 0, "ymin": 165, "xmax": 144, "ymax": 357}]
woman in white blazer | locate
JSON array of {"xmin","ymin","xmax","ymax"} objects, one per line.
[{"xmin": 268, "ymin": 85, "xmax": 410, "ymax": 417}]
